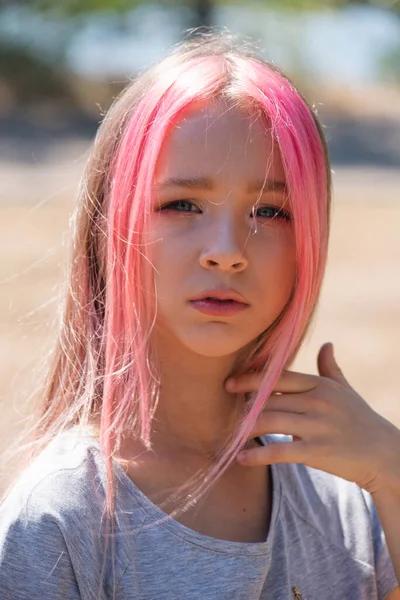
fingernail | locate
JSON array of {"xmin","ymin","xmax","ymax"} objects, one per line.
[{"xmin": 225, "ymin": 378, "xmax": 236, "ymax": 391}]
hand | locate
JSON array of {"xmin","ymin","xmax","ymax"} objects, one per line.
[{"xmin": 225, "ymin": 342, "xmax": 400, "ymax": 496}]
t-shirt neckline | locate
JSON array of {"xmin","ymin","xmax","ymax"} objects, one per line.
[{"xmin": 70, "ymin": 427, "xmax": 282, "ymax": 556}]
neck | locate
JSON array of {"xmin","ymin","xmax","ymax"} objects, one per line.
[{"xmin": 149, "ymin": 333, "xmax": 248, "ymax": 460}]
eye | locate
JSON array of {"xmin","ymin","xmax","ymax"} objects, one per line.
[
  {"xmin": 252, "ymin": 205, "xmax": 292, "ymax": 222},
  {"xmin": 158, "ymin": 200, "xmax": 202, "ymax": 214}
]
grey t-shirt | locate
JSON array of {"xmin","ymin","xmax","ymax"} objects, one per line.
[{"xmin": 0, "ymin": 427, "xmax": 397, "ymax": 599}]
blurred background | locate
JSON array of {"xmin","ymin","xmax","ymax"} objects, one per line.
[{"xmin": 0, "ymin": 0, "xmax": 399, "ymax": 491}]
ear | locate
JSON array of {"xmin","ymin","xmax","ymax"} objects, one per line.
[{"xmin": 317, "ymin": 342, "xmax": 350, "ymax": 387}]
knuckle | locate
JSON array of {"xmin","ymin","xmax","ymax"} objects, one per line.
[
  {"xmin": 309, "ymin": 392, "xmax": 331, "ymax": 414},
  {"xmin": 311, "ymin": 395, "xmax": 329, "ymax": 412}
]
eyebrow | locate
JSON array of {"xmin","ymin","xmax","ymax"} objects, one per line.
[{"xmin": 155, "ymin": 176, "xmax": 287, "ymax": 194}]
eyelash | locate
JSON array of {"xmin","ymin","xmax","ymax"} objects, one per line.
[{"xmin": 158, "ymin": 200, "xmax": 292, "ymax": 222}]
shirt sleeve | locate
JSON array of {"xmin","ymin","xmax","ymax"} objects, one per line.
[
  {"xmin": 362, "ymin": 489, "xmax": 398, "ymax": 600},
  {"xmin": 0, "ymin": 504, "xmax": 81, "ymax": 599}
]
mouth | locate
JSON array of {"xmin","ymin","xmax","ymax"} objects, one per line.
[
  {"xmin": 203, "ymin": 297, "xmax": 236, "ymax": 302},
  {"xmin": 188, "ymin": 290, "xmax": 250, "ymax": 316},
  {"xmin": 190, "ymin": 289, "xmax": 250, "ymax": 305}
]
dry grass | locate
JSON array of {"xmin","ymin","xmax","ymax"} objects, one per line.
[{"xmin": 1, "ymin": 143, "xmax": 399, "ymax": 492}]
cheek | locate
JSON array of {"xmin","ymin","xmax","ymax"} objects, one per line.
[
  {"xmin": 145, "ymin": 222, "xmax": 174, "ymax": 269},
  {"xmin": 255, "ymin": 229, "xmax": 296, "ymax": 286},
  {"xmin": 152, "ymin": 236, "xmax": 182, "ymax": 267},
  {"xmin": 147, "ymin": 231, "xmax": 191, "ymax": 294},
  {"xmin": 252, "ymin": 237, "xmax": 296, "ymax": 330}
]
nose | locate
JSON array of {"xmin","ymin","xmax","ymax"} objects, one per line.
[{"xmin": 199, "ymin": 216, "xmax": 249, "ymax": 272}]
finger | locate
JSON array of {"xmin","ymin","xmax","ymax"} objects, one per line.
[
  {"xmin": 225, "ymin": 372, "xmax": 263, "ymax": 393},
  {"xmin": 273, "ymin": 370, "xmax": 320, "ymax": 394},
  {"xmin": 226, "ymin": 369, "xmax": 320, "ymax": 395},
  {"xmin": 264, "ymin": 393, "xmax": 311, "ymax": 414},
  {"xmin": 237, "ymin": 440, "xmax": 308, "ymax": 466},
  {"xmin": 249, "ymin": 410, "xmax": 311, "ymax": 439},
  {"xmin": 317, "ymin": 343, "xmax": 350, "ymax": 387}
]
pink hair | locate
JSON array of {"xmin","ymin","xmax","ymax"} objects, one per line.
[{"xmin": 16, "ymin": 34, "xmax": 330, "ymax": 525}]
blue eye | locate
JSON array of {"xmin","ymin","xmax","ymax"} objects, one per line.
[
  {"xmin": 158, "ymin": 200, "xmax": 292, "ymax": 222},
  {"xmin": 253, "ymin": 205, "xmax": 292, "ymax": 222},
  {"xmin": 159, "ymin": 200, "xmax": 201, "ymax": 213}
]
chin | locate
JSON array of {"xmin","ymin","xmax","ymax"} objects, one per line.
[
  {"xmin": 154, "ymin": 320, "xmax": 264, "ymax": 359},
  {"xmin": 178, "ymin": 330, "xmax": 259, "ymax": 358},
  {"xmin": 185, "ymin": 343, "xmax": 241, "ymax": 358}
]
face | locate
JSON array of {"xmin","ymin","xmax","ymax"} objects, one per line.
[{"xmin": 146, "ymin": 100, "xmax": 296, "ymax": 359}]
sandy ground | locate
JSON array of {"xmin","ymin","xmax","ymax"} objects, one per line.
[{"xmin": 0, "ymin": 142, "xmax": 399, "ymax": 492}]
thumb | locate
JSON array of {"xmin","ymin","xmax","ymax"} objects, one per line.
[{"xmin": 317, "ymin": 342, "xmax": 350, "ymax": 386}]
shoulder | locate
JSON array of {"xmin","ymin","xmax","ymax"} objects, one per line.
[
  {"xmin": 0, "ymin": 428, "xmax": 110, "ymax": 598},
  {"xmin": 1, "ymin": 427, "xmax": 106, "ymax": 527},
  {"xmin": 0, "ymin": 428, "xmax": 108, "ymax": 564}
]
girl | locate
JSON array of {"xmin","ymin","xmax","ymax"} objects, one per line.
[{"xmin": 0, "ymin": 31, "xmax": 399, "ymax": 600}]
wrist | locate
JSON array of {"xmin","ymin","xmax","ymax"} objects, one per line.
[
  {"xmin": 366, "ymin": 420, "xmax": 400, "ymax": 499},
  {"xmin": 370, "ymin": 480, "xmax": 400, "ymax": 505},
  {"xmin": 368, "ymin": 460, "xmax": 400, "ymax": 501}
]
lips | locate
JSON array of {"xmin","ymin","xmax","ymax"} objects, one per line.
[
  {"xmin": 190, "ymin": 289, "xmax": 249, "ymax": 305},
  {"xmin": 188, "ymin": 289, "xmax": 250, "ymax": 317}
]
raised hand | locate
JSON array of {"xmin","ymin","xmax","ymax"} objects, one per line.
[{"xmin": 225, "ymin": 342, "xmax": 400, "ymax": 496}]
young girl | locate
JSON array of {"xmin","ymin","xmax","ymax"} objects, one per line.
[{"xmin": 0, "ymin": 31, "xmax": 399, "ymax": 600}]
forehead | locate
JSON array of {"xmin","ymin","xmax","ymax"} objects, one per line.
[{"xmin": 155, "ymin": 101, "xmax": 285, "ymax": 187}]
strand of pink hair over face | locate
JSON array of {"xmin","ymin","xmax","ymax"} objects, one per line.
[{"xmin": 100, "ymin": 51, "xmax": 329, "ymax": 516}]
